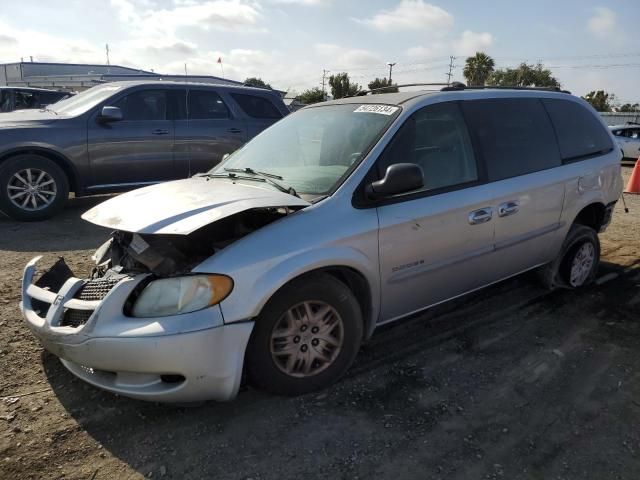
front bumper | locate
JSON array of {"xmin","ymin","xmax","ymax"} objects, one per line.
[{"xmin": 20, "ymin": 256, "xmax": 254, "ymax": 402}]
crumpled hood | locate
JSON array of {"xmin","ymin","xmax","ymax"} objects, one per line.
[{"xmin": 82, "ymin": 177, "xmax": 310, "ymax": 235}]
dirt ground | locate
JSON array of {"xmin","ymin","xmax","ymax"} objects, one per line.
[{"xmin": 1, "ymin": 166, "xmax": 639, "ymax": 480}]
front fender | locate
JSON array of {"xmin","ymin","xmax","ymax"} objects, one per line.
[{"xmin": 215, "ymin": 245, "xmax": 380, "ymax": 336}]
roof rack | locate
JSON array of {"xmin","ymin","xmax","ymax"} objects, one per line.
[
  {"xmin": 347, "ymin": 81, "xmax": 571, "ymax": 97},
  {"xmin": 442, "ymin": 83, "xmax": 571, "ymax": 94}
]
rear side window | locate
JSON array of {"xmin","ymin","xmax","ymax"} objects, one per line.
[
  {"xmin": 462, "ymin": 98, "xmax": 560, "ymax": 181},
  {"xmin": 188, "ymin": 90, "xmax": 230, "ymax": 120},
  {"xmin": 231, "ymin": 93, "xmax": 282, "ymax": 119},
  {"xmin": 377, "ymin": 101, "xmax": 478, "ymax": 192},
  {"xmin": 114, "ymin": 90, "xmax": 167, "ymax": 121},
  {"xmin": 542, "ymin": 99, "xmax": 613, "ymax": 161}
]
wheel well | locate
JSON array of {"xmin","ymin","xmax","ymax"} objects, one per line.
[
  {"xmin": 277, "ymin": 267, "xmax": 374, "ymax": 341},
  {"xmin": 0, "ymin": 149, "xmax": 79, "ymax": 193},
  {"xmin": 573, "ymin": 203, "xmax": 605, "ymax": 231}
]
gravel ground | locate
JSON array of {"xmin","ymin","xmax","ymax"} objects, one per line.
[{"xmin": 0, "ymin": 166, "xmax": 639, "ymax": 480}]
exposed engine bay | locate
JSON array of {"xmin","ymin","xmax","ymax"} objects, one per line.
[{"xmin": 91, "ymin": 207, "xmax": 296, "ymax": 278}]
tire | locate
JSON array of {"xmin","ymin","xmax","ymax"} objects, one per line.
[
  {"xmin": 0, "ymin": 154, "xmax": 69, "ymax": 221},
  {"xmin": 246, "ymin": 273, "xmax": 363, "ymax": 396},
  {"xmin": 538, "ymin": 224, "xmax": 600, "ymax": 290}
]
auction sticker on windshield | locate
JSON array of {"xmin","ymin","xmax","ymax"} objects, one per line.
[{"xmin": 354, "ymin": 105, "xmax": 399, "ymax": 115}]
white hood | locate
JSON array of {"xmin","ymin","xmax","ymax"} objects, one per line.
[{"xmin": 82, "ymin": 177, "xmax": 310, "ymax": 235}]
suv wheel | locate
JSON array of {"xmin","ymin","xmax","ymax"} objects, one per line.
[
  {"xmin": 0, "ymin": 154, "xmax": 69, "ymax": 221},
  {"xmin": 538, "ymin": 224, "xmax": 600, "ymax": 289},
  {"xmin": 247, "ymin": 274, "xmax": 363, "ymax": 396}
]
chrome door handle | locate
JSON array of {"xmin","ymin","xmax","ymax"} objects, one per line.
[
  {"xmin": 152, "ymin": 129, "xmax": 170, "ymax": 135},
  {"xmin": 498, "ymin": 201, "xmax": 520, "ymax": 217},
  {"xmin": 227, "ymin": 128, "xmax": 242, "ymax": 134},
  {"xmin": 468, "ymin": 207, "xmax": 493, "ymax": 225}
]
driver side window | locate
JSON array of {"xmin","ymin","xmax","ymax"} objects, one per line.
[{"xmin": 377, "ymin": 102, "xmax": 478, "ymax": 192}]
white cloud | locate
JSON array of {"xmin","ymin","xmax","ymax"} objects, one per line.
[
  {"xmin": 405, "ymin": 31, "xmax": 492, "ymax": 59},
  {"xmin": 354, "ymin": 0, "xmax": 453, "ymax": 33},
  {"xmin": 314, "ymin": 43, "xmax": 381, "ymax": 68},
  {"xmin": 270, "ymin": 0, "xmax": 330, "ymax": 5},
  {"xmin": 110, "ymin": 0, "xmax": 265, "ymax": 38},
  {"xmin": 587, "ymin": 6, "xmax": 616, "ymax": 38},
  {"xmin": 0, "ymin": 20, "xmax": 103, "ymax": 64},
  {"xmin": 452, "ymin": 30, "xmax": 493, "ymax": 56}
]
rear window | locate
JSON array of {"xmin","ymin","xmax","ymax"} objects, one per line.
[
  {"xmin": 462, "ymin": 98, "xmax": 561, "ymax": 181},
  {"xmin": 231, "ymin": 93, "xmax": 282, "ymax": 119},
  {"xmin": 542, "ymin": 99, "xmax": 613, "ymax": 161}
]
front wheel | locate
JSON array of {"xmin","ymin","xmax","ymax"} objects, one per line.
[
  {"xmin": 246, "ymin": 274, "xmax": 363, "ymax": 396},
  {"xmin": 0, "ymin": 154, "xmax": 69, "ymax": 221}
]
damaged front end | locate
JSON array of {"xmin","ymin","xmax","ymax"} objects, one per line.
[{"xmin": 20, "ymin": 177, "xmax": 310, "ymax": 401}]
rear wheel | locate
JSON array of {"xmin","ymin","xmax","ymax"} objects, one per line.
[
  {"xmin": 0, "ymin": 154, "xmax": 69, "ymax": 221},
  {"xmin": 247, "ymin": 274, "xmax": 363, "ymax": 396},
  {"xmin": 538, "ymin": 224, "xmax": 600, "ymax": 289}
]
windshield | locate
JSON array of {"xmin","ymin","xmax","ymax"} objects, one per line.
[
  {"xmin": 212, "ymin": 103, "xmax": 400, "ymax": 196},
  {"xmin": 50, "ymin": 84, "xmax": 124, "ymax": 116}
]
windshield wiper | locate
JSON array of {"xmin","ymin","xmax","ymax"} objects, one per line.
[
  {"xmin": 223, "ymin": 167, "xmax": 298, "ymax": 197},
  {"xmin": 40, "ymin": 107, "xmax": 58, "ymax": 115},
  {"xmin": 224, "ymin": 167, "xmax": 283, "ymax": 180}
]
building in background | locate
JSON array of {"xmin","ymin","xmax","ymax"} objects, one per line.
[{"xmin": 0, "ymin": 61, "xmax": 284, "ymax": 96}]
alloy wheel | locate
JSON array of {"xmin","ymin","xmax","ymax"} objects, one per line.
[
  {"xmin": 569, "ymin": 242, "xmax": 595, "ymax": 287},
  {"xmin": 7, "ymin": 168, "xmax": 57, "ymax": 211}
]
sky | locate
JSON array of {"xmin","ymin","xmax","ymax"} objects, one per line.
[{"xmin": 1, "ymin": 0, "xmax": 639, "ymax": 102}]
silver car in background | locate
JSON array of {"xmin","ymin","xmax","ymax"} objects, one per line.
[
  {"xmin": 610, "ymin": 123, "xmax": 640, "ymax": 161},
  {"xmin": 20, "ymin": 87, "xmax": 623, "ymax": 402}
]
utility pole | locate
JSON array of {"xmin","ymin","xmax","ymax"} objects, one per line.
[
  {"xmin": 184, "ymin": 63, "xmax": 188, "ymax": 76},
  {"xmin": 446, "ymin": 56, "xmax": 455, "ymax": 85},
  {"xmin": 387, "ymin": 62, "xmax": 396, "ymax": 83},
  {"xmin": 105, "ymin": 44, "xmax": 110, "ymax": 66},
  {"xmin": 321, "ymin": 69, "xmax": 330, "ymax": 100}
]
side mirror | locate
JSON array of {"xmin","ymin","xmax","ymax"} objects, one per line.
[
  {"xmin": 366, "ymin": 163, "xmax": 424, "ymax": 199},
  {"xmin": 98, "ymin": 106, "xmax": 123, "ymax": 123}
]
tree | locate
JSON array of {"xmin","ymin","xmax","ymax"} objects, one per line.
[
  {"xmin": 367, "ymin": 78, "xmax": 399, "ymax": 94},
  {"xmin": 243, "ymin": 77, "xmax": 272, "ymax": 89},
  {"xmin": 619, "ymin": 103, "xmax": 640, "ymax": 112},
  {"xmin": 297, "ymin": 87, "xmax": 325, "ymax": 105},
  {"xmin": 488, "ymin": 63, "xmax": 560, "ymax": 88},
  {"xmin": 463, "ymin": 52, "xmax": 495, "ymax": 86},
  {"xmin": 582, "ymin": 90, "xmax": 615, "ymax": 112},
  {"xmin": 329, "ymin": 72, "xmax": 361, "ymax": 99}
]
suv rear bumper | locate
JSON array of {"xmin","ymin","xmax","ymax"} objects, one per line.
[{"xmin": 20, "ymin": 256, "xmax": 253, "ymax": 402}]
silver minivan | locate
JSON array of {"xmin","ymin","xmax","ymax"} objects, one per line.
[{"xmin": 20, "ymin": 87, "xmax": 623, "ymax": 402}]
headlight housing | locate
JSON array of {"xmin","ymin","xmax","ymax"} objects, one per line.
[{"xmin": 130, "ymin": 275, "xmax": 233, "ymax": 318}]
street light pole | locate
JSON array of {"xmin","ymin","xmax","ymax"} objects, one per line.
[{"xmin": 387, "ymin": 62, "xmax": 396, "ymax": 83}]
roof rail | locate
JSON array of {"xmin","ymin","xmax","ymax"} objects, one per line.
[
  {"xmin": 349, "ymin": 83, "xmax": 455, "ymax": 98},
  {"xmin": 347, "ymin": 81, "xmax": 571, "ymax": 98},
  {"xmin": 442, "ymin": 83, "xmax": 571, "ymax": 94}
]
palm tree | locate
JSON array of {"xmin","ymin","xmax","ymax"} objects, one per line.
[{"xmin": 463, "ymin": 52, "xmax": 495, "ymax": 87}]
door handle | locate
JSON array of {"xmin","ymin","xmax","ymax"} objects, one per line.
[
  {"xmin": 152, "ymin": 129, "xmax": 170, "ymax": 135},
  {"xmin": 468, "ymin": 207, "xmax": 493, "ymax": 225},
  {"xmin": 227, "ymin": 128, "xmax": 243, "ymax": 134},
  {"xmin": 498, "ymin": 201, "xmax": 520, "ymax": 217}
]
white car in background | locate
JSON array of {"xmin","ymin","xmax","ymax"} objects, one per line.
[{"xmin": 610, "ymin": 123, "xmax": 640, "ymax": 161}]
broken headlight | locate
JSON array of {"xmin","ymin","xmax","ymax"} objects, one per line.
[{"xmin": 130, "ymin": 275, "xmax": 233, "ymax": 318}]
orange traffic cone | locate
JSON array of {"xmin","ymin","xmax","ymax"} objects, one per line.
[{"xmin": 624, "ymin": 156, "xmax": 640, "ymax": 194}]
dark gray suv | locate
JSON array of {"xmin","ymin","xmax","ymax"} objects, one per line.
[{"xmin": 0, "ymin": 81, "xmax": 289, "ymax": 220}]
